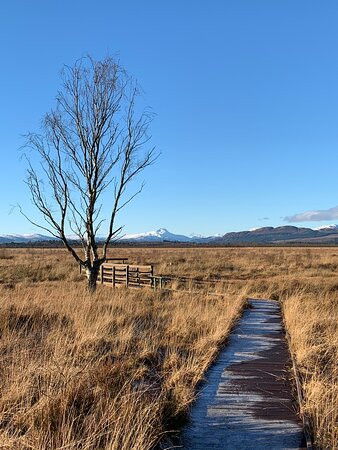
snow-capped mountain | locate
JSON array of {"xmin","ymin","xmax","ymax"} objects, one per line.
[
  {"xmin": 189, "ymin": 233, "xmax": 222, "ymax": 239},
  {"xmin": 122, "ymin": 228, "xmax": 192, "ymax": 242},
  {"xmin": 0, "ymin": 233, "xmax": 57, "ymax": 244},
  {"xmin": 314, "ymin": 224, "xmax": 338, "ymax": 231},
  {"xmin": 122, "ymin": 228, "xmax": 218, "ymax": 242}
]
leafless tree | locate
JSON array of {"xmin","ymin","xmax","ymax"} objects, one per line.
[{"xmin": 22, "ymin": 55, "xmax": 156, "ymax": 291}]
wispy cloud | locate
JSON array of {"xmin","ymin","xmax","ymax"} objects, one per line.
[
  {"xmin": 258, "ymin": 217, "xmax": 269, "ymax": 221},
  {"xmin": 284, "ymin": 206, "xmax": 338, "ymax": 223}
]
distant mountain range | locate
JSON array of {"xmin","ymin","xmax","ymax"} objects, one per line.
[
  {"xmin": 214, "ymin": 225, "xmax": 338, "ymax": 244},
  {"xmin": 123, "ymin": 228, "xmax": 195, "ymax": 242},
  {"xmin": 1, "ymin": 225, "xmax": 338, "ymax": 245},
  {"xmin": 0, "ymin": 234, "xmax": 58, "ymax": 244},
  {"xmin": 122, "ymin": 225, "xmax": 338, "ymax": 244},
  {"xmin": 0, "ymin": 225, "xmax": 338, "ymax": 245}
]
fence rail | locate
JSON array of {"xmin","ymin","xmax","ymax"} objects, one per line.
[
  {"xmin": 79, "ymin": 262, "xmax": 155, "ymax": 289},
  {"xmin": 80, "ymin": 262, "xmax": 228, "ymax": 295},
  {"xmin": 99, "ymin": 263, "xmax": 154, "ymax": 288}
]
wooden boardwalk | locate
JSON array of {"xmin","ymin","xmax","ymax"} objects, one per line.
[{"xmin": 182, "ymin": 299, "xmax": 306, "ymax": 449}]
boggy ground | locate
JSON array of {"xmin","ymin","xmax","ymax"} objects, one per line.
[{"xmin": 0, "ymin": 246, "xmax": 337, "ymax": 449}]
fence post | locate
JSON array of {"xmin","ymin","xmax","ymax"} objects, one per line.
[
  {"xmin": 126, "ymin": 265, "xmax": 129, "ymax": 287},
  {"xmin": 100, "ymin": 265, "xmax": 103, "ymax": 284},
  {"xmin": 113, "ymin": 266, "xmax": 115, "ymax": 288}
]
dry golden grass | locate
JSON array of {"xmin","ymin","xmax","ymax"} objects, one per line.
[
  {"xmin": 0, "ymin": 246, "xmax": 337, "ymax": 448},
  {"xmin": 0, "ymin": 247, "xmax": 246, "ymax": 449},
  {"xmin": 283, "ymin": 290, "xmax": 337, "ymax": 449}
]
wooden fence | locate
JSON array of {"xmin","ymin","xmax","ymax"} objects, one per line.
[
  {"xmin": 99, "ymin": 263, "xmax": 154, "ymax": 288},
  {"xmin": 79, "ymin": 262, "xmax": 233, "ymax": 296},
  {"xmin": 79, "ymin": 260, "xmax": 169, "ymax": 290}
]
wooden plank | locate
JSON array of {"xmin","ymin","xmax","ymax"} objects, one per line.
[
  {"xmin": 128, "ymin": 272, "xmax": 151, "ymax": 277},
  {"xmin": 182, "ymin": 299, "xmax": 306, "ymax": 449},
  {"xmin": 102, "ymin": 264, "xmax": 128, "ymax": 269},
  {"xmin": 128, "ymin": 282, "xmax": 151, "ymax": 288},
  {"xmin": 128, "ymin": 265, "xmax": 153, "ymax": 271},
  {"xmin": 84, "ymin": 262, "xmax": 155, "ymax": 289},
  {"xmin": 128, "ymin": 278, "xmax": 151, "ymax": 283}
]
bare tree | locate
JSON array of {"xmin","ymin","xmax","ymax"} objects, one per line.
[{"xmin": 22, "ymin": 55, "xmax": 156, "ymax": 292}]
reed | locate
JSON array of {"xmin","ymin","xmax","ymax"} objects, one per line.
[{"xmin": 0, "ymin": 246, "xmax": 336, "ymax": 448}]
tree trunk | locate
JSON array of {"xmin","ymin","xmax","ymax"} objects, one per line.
[{"xmin": 86, "ymin": 265, "xmax": 100, "ymax": 293}]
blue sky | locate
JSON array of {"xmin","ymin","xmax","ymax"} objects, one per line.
[{"xmin": 0, "ymin": 0, "xmax": 338, "ymax": 236}]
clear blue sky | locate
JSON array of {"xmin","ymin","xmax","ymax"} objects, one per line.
[{"xmin": 1, "ymin": 0, "xmax": 338, "ymax": 236}]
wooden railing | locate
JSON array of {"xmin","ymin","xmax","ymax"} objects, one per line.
[
  {"xmin": 80, "ymin": 260, "xmax": 169, "ymax": 290},
  {"xmin": 79, "ymin": 258, "xmax": 128, "ymax": 275},
  {"xmin": 99, "ymin": 263, "xmax": 154, "ymax": 288},
  {"xmin": 80, "ymin": 262, "xmax": 231, "ymax": 295}
]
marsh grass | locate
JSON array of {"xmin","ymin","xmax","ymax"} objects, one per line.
[
  {"xmin": 0, "ymin": 249, "xmax": 245, "ymax": 449},
  {"xmin": 283, "ymin": 290, "xmax": 337, "ymax": 449},
  {"xmin": 0, "ymin": 246, "xmax": 336, "ymax": 448}
]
